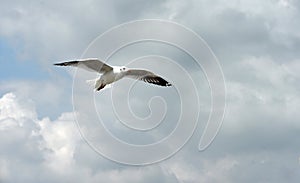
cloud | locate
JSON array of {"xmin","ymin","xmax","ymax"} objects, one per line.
[
  {"xmin": 0, "ymin": 92, "xmax": 77, "ymax": 182},
  {"xmin": 160, "ymin": 55, "xmax": 300, "ymax": 182},
  {"xmin": 0, "ymin": 0, "xmax": 172, "ymax": 64},
  {"xmin": 0, "ymin": 92, "xmax": 179, "ymax": 183},
  {"xmin": 1, "ymin": 55, "xmax": 300, "ymax": 182},
  {"xmin": 168, "ymin": 0, "xmax": 300, "ymax": 62},
  {"xmin": 1, "ymin": 0, "xmax": 299, "ymax": 67}
]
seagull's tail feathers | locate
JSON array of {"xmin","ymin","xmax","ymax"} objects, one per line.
[
  {"xmin": 86, "ymin": 78, "xmax": 98, "ymax": 91},
  {"xmin": 86, "ymin": 78, "xmax": 112, "ymax": 91}
]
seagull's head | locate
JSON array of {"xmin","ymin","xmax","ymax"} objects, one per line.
[{"xmin": 119, "ymin": 66, "xmax": 127, "ymax": 72}]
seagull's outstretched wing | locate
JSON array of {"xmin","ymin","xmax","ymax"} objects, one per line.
[
  {"xmin": 54, "ymin": 59, "xmax": 113, "ymax": 73},
  {"xmin": 125, "ymin": 69, "xmax": 172, "ymax": 87}
]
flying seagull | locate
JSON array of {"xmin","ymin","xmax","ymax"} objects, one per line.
[{"xmin": 54, "ymin": 58, "xmax": 172, "ymax": 91}]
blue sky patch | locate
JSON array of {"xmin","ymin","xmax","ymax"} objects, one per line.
[{"xmin": 0, "ymin": 39, "xmax": 49, "ymax": 80}]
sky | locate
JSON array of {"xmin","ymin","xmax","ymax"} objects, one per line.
[{"xmin": 0, "ymin": 0, "xmax": 300, "ymax": 182}]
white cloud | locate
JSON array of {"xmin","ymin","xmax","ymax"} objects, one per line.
[
  {"xmin": 0, "ymin": 92, "xmax": 78, "ymax": 182},
  {"xmin": 0, "ymin": 92, "xmax": 179, "ymax": 183}
]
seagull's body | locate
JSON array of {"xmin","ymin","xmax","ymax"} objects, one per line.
[{"xmin": 54, "ymin": 58, "xmax": 172, "ymax": 91}]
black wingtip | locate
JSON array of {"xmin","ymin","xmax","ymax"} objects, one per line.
[
  {"xmin": 53, "ymin": 61, "xmax": 79, "ymax": 66},
  {"xmin": 53, "ymin": 63, "xmax": 64, "ymax": 66},
  {"xmin": 158, "ymin": 77, "xmax": 172, "ymax": 87},
  {"xmin": 143, "ymin": 76, "xmax": 172, "ymax": 87}
]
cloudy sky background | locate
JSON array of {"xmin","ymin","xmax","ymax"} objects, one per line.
[{"xmin": 1, "ymin": 0, "xmax": 300, "ymax": 182}]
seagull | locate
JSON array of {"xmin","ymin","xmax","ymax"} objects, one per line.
[{"xmin": 54, "ymin": 58, "xmax": 172, "ymax": 91}]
